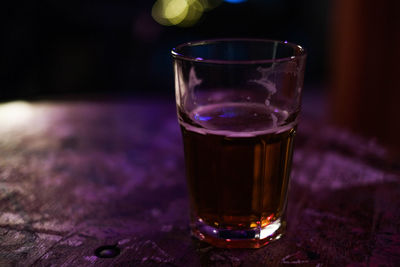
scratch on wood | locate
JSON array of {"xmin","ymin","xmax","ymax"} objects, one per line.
[
  {"xmin": 118, "ymin": 238, "xmax": 130, "ymax": 245},
  {"xmin": 83, "ymin": 256, "xmax": 97, "ymax": 263},
  {"xmin": 37, "ymin": 233, "xmax": 63, "ymax": 242},
  {"xmin": 59, "ymin": 235, "xmax": 85, "ymax": 247},
  {"xmin": 0, "ymin": 212, "xmax": 25, "ymax": 225},
  {"xmin": 304, "ymin": 208, "xmax": 351, "ymax": 223},
  {"xmin": 281, "ymin": 251, "xmax": 310, "ymax": 264},
  {"xmin": 136, "ymin": 240, "xmax": 174, "ymax": 264},
  {"xmin": 31, "ymin": 232, "xmax": 78, "ymax": 266}
]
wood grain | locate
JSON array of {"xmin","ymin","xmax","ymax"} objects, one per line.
[{"xmin": 0, "ymin": 99, "xmax": 399, "ymax": 266}]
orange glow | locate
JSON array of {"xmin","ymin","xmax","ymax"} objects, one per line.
[{"xmin": 261, "ymin": 214, "xmax": 275, "ymax": 227}]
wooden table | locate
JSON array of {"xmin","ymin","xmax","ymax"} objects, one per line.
[{"xmin": 0, "ymin": 98, "xmax": 399, "ymax": 266}]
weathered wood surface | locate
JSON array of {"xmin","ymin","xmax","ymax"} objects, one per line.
[{"xmin": 0, "ymin": 98, "xmax": 399, "ymax": 266}]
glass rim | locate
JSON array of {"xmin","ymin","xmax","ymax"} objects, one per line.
[{"xmin": 171, "ymin": 38, "xmax": 306, "ymax": 65}]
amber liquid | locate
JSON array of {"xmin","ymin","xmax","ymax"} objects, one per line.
[{"xmin": 179, "ymin": 103, "xmax": 296, "ymax": 233}]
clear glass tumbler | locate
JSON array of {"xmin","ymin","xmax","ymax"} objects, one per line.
[{"xmin": 171, "ymin": 39, "xmax": 306, "ymax": 248}]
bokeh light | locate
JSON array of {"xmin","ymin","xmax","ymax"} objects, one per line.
[
  {"xmin": 0, "ymin": 101, "xmax": 33, "ymax": 131},
  {"xmin": 152, "ymin": 0, "xmax": 222, "ymax": 27},
  {"xmin": 224, "ymin": 0, "xmax": 247, "ymax": 3}
]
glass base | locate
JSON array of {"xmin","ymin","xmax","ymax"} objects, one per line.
[{"xmin": 191, "ymin": 216, "xmax": 285, "ymax": 248}]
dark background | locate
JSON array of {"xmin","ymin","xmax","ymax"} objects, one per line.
[
  {"xmin": 2, "ymin": 0, "xmax": 400, "ymax": 154},
  {"xmin": 3, "ymin": 0, "xmax": 330, "ymax": 100}
]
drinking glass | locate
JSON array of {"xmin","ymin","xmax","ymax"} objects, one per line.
[{"xmin": 171, "ymin": 39, "xmax": 306, "ymax": 248}]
